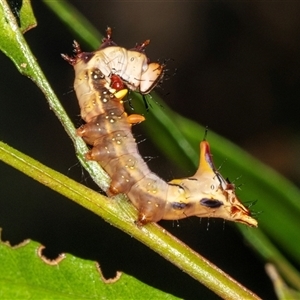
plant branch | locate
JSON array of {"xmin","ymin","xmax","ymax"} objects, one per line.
[{"xmin": 0, "ymin": 141, "xmax": 260, "ymax": 300}]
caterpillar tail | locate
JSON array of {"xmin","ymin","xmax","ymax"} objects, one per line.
[{"xmin": 167, "ymin": 141, "xmax": 258, "ymax": 227}]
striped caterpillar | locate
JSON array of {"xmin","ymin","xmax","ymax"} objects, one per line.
[{"xmin": 62, "ymin": 29, "xmax": 257, "ymax": 227}]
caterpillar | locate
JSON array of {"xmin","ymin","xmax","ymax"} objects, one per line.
[{"xmin": 62, "ymin": 28, "xmax": 257, "ymax": 227}]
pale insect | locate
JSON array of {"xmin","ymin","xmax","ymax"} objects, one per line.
[{"xmin": 62, "ymin": 29, "xmax": 258, "ymax": 227}]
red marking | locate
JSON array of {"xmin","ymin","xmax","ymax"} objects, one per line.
[{"xmin": 110, "ymin": 74, "xmax": 125, "ymax": 90}]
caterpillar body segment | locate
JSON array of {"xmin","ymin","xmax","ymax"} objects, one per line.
[{"xmin": 63, "ymin": 29, "xmax": 257, "ymax": 227}]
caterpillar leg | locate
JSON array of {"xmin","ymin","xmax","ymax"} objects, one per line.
[{"xmin": 127, "ymin": 114, "xmax": 145, "ymax": 124}]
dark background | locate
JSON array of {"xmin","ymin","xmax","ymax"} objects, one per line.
[{"xmin": 2, "ymin": 1, "xmax": 300, "ymax": 299}]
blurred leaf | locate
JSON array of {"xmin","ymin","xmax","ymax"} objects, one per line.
[
  {"xmin": 266, "ymin": 264, "xmax": 300, "ymax": 300},
  {"xmin": 240, "ymin": 227, "xmax": 300, "ymax": 290},
  {"xmin": 43, "ymin": 0, "xmax": 102, "ymax": 48}
]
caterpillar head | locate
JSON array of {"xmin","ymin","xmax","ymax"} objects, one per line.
[
  {"xmin": 139, "ymin": 62, "xmax": 164, "ymax": 94},
  {"xmin": 62, "ymin": 28, "xmax": 165, "ymax": 97},
  {"xmin": 127, "ymin": 38, "xmax": 164, "ymax": 94},
  {"xmin": 109, "ymin": 48, "xmax": 164, "ymax": 95},
  {"xmin": 168, "ymin": 141, "xmax": 258, "ymax": 227},
  {"xmin": 101, "ymin": 28, "xmax": 165, "ymax": 95}
]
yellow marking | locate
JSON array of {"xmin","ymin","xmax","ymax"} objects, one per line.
[{"xmin": 114, "ymin": 89, "xmax": 128, "ymax": 100}]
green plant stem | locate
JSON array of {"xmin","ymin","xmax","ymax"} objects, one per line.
[
  {"xmin": 0, "ymin": 141, "xmax": 261, "ymax": 300},
  {"xmin": 0, "ymin": 0, "xmax": 110, "ymax": 192}
]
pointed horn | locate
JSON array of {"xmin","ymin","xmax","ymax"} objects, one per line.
[{"xmin": 194, "ymin": 140, "xmax": 217, "ymax": 178}]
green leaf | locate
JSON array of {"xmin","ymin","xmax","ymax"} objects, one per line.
[
  {"xmin": 17, "ymin": 0, "xmax": 36, "ymax": 33},
  {"xmin": 0, "ymin": 0, "xmax": 36, "ymax": 71},
  {"xmin": 0, "ymin": 236, "xmax": 179, "ymax": 299}
]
